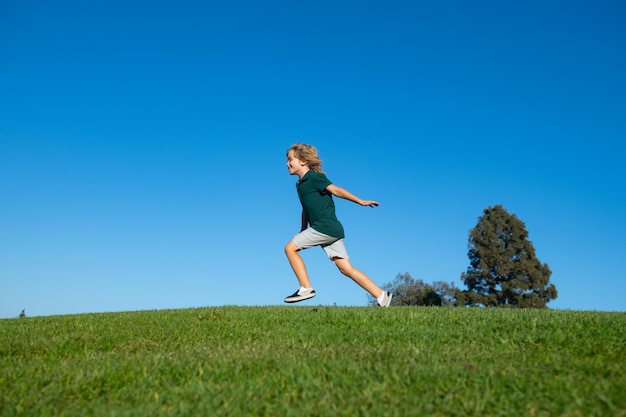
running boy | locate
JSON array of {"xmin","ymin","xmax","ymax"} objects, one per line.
[{"xmin": 283, "ymin": 143, "xmax": 393, "ymax": 307}]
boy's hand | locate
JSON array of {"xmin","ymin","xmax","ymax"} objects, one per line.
[{"xmin": 360, "ymin": 200, "xmax": 379, "ymax": 208}]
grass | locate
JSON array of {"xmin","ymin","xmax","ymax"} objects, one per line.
[{"xmin": 1, "ymin": 306, "xmax": 625, "ymax": 416}]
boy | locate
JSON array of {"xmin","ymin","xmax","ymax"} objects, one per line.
[{"xmin": 283, "ymin": 144, "xmax": 393, "ymax": 307}]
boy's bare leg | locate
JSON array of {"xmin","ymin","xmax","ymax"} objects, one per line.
[
  {"xmin": 333, "ymin": 257, "xmax": 384, "ymax": 298},
  {"xmin": 285, "ymin": 241, "xmax": 313, "ymax": 288}
]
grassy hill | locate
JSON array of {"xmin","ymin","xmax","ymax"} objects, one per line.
[{"xmin": 1, "ymin": 306, "xmax": 625, "ymax": 416}]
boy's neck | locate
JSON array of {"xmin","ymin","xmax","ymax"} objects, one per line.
[{"xmin": 297, "ymin": 167, "xmax": 311, "ymax": 179}]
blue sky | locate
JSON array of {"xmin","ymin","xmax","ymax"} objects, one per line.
[{"xmin": 1, "ymin": 0, "xmax": 624, "ymax": 318}]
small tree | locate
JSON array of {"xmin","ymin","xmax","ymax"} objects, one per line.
[
  {"xmin": 431, "ymin": 281, "xmax": 460, "ymax": 307},
  {"xmin": 459, "ymin": 205, "xmax": 557, "ymax": 308},
  {"xmin": 371, "ymin": 273, "xmax": 459, "ymax": 306}
]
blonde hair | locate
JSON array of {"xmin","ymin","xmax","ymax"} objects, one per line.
[{"xmin": 287, "ymin": 143, "xmax": 324, "ymax": 173}]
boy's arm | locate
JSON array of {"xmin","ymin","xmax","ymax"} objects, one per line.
[
  {"xmin": 326, "ymin": 184, "xmax": 379, "ymax": 207},
  {"xmin": 301, "ymin": 210, "xmax": 309, "ymax": 231}
]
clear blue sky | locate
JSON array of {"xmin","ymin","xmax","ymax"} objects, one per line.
[{"xmin": 2, "ymin": 0, "xmax": 624, "ymax": 318}]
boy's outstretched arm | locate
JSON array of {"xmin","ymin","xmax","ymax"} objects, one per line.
[{"xmin": 326, "ymin": 184, "xmax": 379, "ymax": 207}]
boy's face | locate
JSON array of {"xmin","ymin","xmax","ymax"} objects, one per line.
[{"xmin": 286, "ymin": 150, "xmax": 309, "ymax": 178}]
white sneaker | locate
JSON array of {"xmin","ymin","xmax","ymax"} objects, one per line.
[
  {"xmin": 284, "ymin": 288, "xmax": 316, "ymax": 303},
  {"xmin": 378, "ymin": 291, "xmax": 393, "ymax": 307}
]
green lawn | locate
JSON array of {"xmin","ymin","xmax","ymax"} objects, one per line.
[{"xmin": 1, "ymin": 306, "xmax": 625, "ymax": 416}]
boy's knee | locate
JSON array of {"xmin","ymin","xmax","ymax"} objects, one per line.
[
  {"xmin": 284, "ymin": 241, "xmax": 299, "ymax": 255},
  {"xmin": 333, "ymin": 258, "xmax": 353, "ymax": 276}
]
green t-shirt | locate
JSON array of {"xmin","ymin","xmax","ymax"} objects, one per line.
[{"xmin": 296, "ymin": 170, "xmax": 345, "ymax": 238}]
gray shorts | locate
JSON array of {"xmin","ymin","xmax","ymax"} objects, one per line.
[{"xmin": 291, "ymin": 228, "xmax": 349, "ymax": 260}]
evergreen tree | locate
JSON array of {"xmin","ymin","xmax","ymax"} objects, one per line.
[{"xmin": 459, "ymin": 205, "xmax": 557, "ymax": 308}]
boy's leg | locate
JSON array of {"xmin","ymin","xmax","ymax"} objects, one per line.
[
  {"xmin": 332, "ymin": 257, "xmax": 384, "ymax": 299},
  {"xmin": 284, "ymin": 241, "xmax": 313, "ymax": 288}
]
